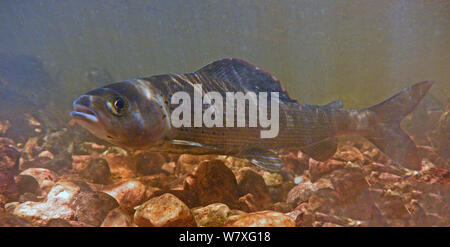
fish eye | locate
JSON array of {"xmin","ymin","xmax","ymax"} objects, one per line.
[{"xmin": 108, "ymin": 96, "xmax": 128, "ymax": 116}]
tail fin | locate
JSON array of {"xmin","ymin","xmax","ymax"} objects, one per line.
[{"xmin": 365, "ymin": 81, "xmax": 434, "ymax": 170}]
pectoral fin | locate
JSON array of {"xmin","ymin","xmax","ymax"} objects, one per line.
[
  {"xmin": 241, "ymin": 148, "xmax": 283, "ymax": 172},
  {"xmin": 301, "ymin": 139, "xmax": 337, "ymax": 161}
]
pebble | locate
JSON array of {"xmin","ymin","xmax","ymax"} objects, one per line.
[
  {"xmin": 0, "ymin": 211, "xmax": 33, "ymax": 227},
  {"xmin": 102, "ymin": 179, "xmax": 147, "ymax": 212},
  {"xmin": 20, "ymin": 168, "xmax": 58, "ymax": 196},
  {"xmin": 191, "ymin": 203, "xmax": 231, "ymax": 227},
  {"xmin": 226, "ymin": 210, "xmax": 295, "ymax": 227},
  {"xmin": 101, "ymin": 207, "xmax": 134, "ymax": 227},
  {"xmin": 13, "ymin": 181, "xmax": 81, "ymax": 224},
  {"xmin": 0, "ymin": 139, "xmax": 20, "ymax": 170},
  {"xmin": 134, "ymin": 193, "xmax": 195, "ymax": 227},
  {"xmin": 236, "ymin": 168, "xmax": 271, "ymax": 211},
  {"xmin": 78, "ymin": 158, "xmax": 111, "ymax": 184},
  {"xmin": 71, "ymin": 191, "xmax": 119, "ymax": 226},
  {"xmin": 184, "ymin": 159, "xmax": 239, "ymax": 207}
]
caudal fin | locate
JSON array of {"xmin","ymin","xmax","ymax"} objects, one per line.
[{"xmin": 366, "ymin": 81, "xmax": 434, "ymax": 170}]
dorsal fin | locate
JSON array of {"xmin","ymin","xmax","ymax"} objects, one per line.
[
  {"xmin": 324, "ymin": 100, "xmax": 343, "ymax": 108},
  {"xmin": 192, "ymin": 58, "xmax": 297, "ymax": 103}
]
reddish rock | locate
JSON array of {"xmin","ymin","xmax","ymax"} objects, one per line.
[
  {"xmin": 44, "ymin": 218, "xmax": 73, "ymax": 227},
  {"xmin": 137, "ymin": 174, "xmax": 170, "ymax": 189},
  {"xmin": 286, "ymin": 181, "xmax": 317, "ymax": 207},
  {"xmin": 13, "ymin": 181, "xmax": 81, "ymax": 224},
  {"xmin": 330, "ymin": 168, "xmax": 368, "ymax": 204},
  {"xmin": 333, "ymin": 144, "xmax": 365, "ymax": 163},
  {"xmin": 79, "ymin": 142, "xmax": 107, "ymax": 155},
  {"xmin": 78, "ymin": 158, "xmax": 111, "ymax": 184},
  {"xmin": 134, "ymin": 193, "xmax": 195, "ymax": 227},
  {"xmin": 0, "ymin": 211, "xmax": 33, "ymax": 227},
  {"xmin": 0, "ymin": 170, "xmax": 18, "ymax": 200},
  {"xmin": 184, "ymin": 159, "xmax": 239, "ymax": 207},
  {"xmin": 103, "ymin": 179, "xmax": 147, "ymax": 212},
  {"xmin": 270, "ymin": 202, "xmax": 293, "ymax": 213},
  {"xmin": 226, "ymin": 210, "xmax": 295, "ymax": 227},
  {"xmin": 176, "ymin": 154, "xmax": 217, "ymax": 177},
  {"xmin": 101, "ymin": 147, "xmax": 137, "ymax": 179},
  {"xmin": 236, "ymin": 168, "xmax": 271, "ymax": 211},
  {"xmin": 279, "ymin": 151, "xmax": 309, "ymax": 174},
  {"xmin": 101, "ymin": 207, "xmax": 134, "ymax": 227},
  {"xmin": 14, "ymin": 175, "xmax": 40, "ymax": 195},
  {"xmin": 192, "ymin": 203, "xmax": 231, "ymax": 227},
  {"xmin": 135, "ymin": 151, "xmax": 166, "ymax": 175},
  {"xmin": 20, "ymin": 168, "xmax": 58, "ymax": 196},
  {"xmin": 0, "ymin": 139, "xmax": 20, "ymax": 171},
  {"xmin": 71, "ymin": 191, "xmax": 119, "ymax": 226},
  {"xmin": 309, "ymin": 159, "xmax": 346, "ymax": 181},
  {"xmin": 161, "ymin": 162, "xmax": 176, "ymax": 175}
]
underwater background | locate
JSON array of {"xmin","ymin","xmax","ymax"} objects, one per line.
[
  {"xmin": 0, "ymin": 0, "xmax": 448, "ymax": 227},
  {"xmin": 1, "ymin": 0, "xmax": 449, "ymax": 108}
]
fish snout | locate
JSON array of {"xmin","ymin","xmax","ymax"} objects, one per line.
[{"xmin": 70, "ymin": 95, "xmax": 98, "ymax": 122}]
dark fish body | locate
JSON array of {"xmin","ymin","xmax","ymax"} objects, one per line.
[{"xmin": 70, "ymin": 58, "xmax": 434, "ymax": 171}]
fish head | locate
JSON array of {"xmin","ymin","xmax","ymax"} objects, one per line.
[{"xmin": 70, "ymin": 80, "xmax": 170, "ymax": 148}]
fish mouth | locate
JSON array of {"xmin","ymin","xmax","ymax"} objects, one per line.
[{"xmin": 70, "ymin": 104, "xmax": 98, "ymax": 123}]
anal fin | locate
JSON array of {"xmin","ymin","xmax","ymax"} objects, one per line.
[{"xmin": 301, "ymin": 139, "xmax": 337, "ymax": 161}]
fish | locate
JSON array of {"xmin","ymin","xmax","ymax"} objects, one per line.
[{"xmin": 70, "ymin": 58, "xmax": 434, "ymax": 171}]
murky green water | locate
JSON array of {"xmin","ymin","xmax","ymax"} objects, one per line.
[{"xmin": 1, "ymin": 0, "xmax": 448, "ymax": 110}]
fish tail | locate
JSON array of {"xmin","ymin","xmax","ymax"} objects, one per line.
[{"xmin": 363, "ymin": 80, "xmax": 434, "ymax": 170}]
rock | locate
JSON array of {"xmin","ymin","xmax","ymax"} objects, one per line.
[
  {"xmin": 79, "ymin": 142, "xmax": 107, "ymax": 155},
  {"xmin": 279, "ymin": 151, "xmax": 309, "ymax": 174},
  {"xmin": 176, "ymin": 154, "xmax": 215, "ymax": 177},
  {"xmin": 5, "ymin": 202, "xmax": 20, "ymax": 213},
  {"xmin": 102, "ymin": 179, "xmax": 147, "ymax": 212},
  {"xmin": 44, "ymin": 218, "xmax": 73, "ymax": 227},
  {"xmin": 137, "ymin": 174, "xmax": 170, "ymax": 189},
  {"xmin": 226, "ymin": 210, "xmax": 295, "ymax": 227},
  {"xmin": 134, "ymin": 193, "xmax": 195, "ymax": 227},
  {"xmin": 161, "ymin": 162, "xmax": 176, "ymax": 175},
  {"xmin": 18, "ymin": 192, "xmax": 39, "ymax": 202},
  {"xmin": 13, "ymin": 181, "xmax": 81, "ymax": 224},
  {"xmin": 333, "ymin": 144, "xmax": 365, "ymax": 163},
  {"xmin": 330, "ymin": 168, "xmax": 368, "ymax": 204},
  {"xmin": 21, "ymin": 137, "xmax": 42, "ymax": 160},
  {"xmin": 268, "ymin": 181, "xmax": 295, "ymax": 203},
  {"xmin": 101, "ymin": 147, "xmax": 137, "ymax": 179},
  {"xmin": 270, "ymin": 202, "xmax": 293, "ymax": 213},
  {"xmin": 71, "ymin": 191, "xmax": 118, "ymax": 226},
  {"xmin": 0, "ymin": 139, "xmax": 20, "ymax": 171},
  {"xmin": 262, "ymin": 172, "xmax": 283, "ymax": 187},
  {"xmin": 78, "ymin": 158, "xmax": 111, "ymax": 184},
  {"xmin": 286, "ymin": 181, "xmax": 317, "ymax": 207},
  {"xmin": 101, "ymin": 207, "xmax": 134, "ymax": 227},
  {"xmin": 164, "ymin": 189, "xmax": 198, "ymax": 208},
  {"xmin": 0, "ymin": 170, "xmax": 18, "ymax": 200},
  {"xmin": 20, "ymin": 168, "xmax": 58, "ymax": 196},
  {"xmin": 41, "ymin": 129, "xmax": 71, "ymax": 155},
  {"xmin": 236, "ymin": 168, "xmax": 271, "ymax": 211},
  {"xmin": 191, "ymin": 203, "xmax": 231, "ymax": 227},
  {"xmin": 309, "ymin": 159, "xmax": 346, "ymax": 181},
  {"xmin": 14, "ymin": 175, "xmax": 40, "ymax": 195},
  {"xmin": 135, "ymin": 151, "xmax": 166, "ymax": 175},
  {"xmin": 184, "ymin": 159, "xmax": 239, "ymax": 207},
  {"xmin": 0, "ymin": 211, "xmax": 33, "ymax": 226}
]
